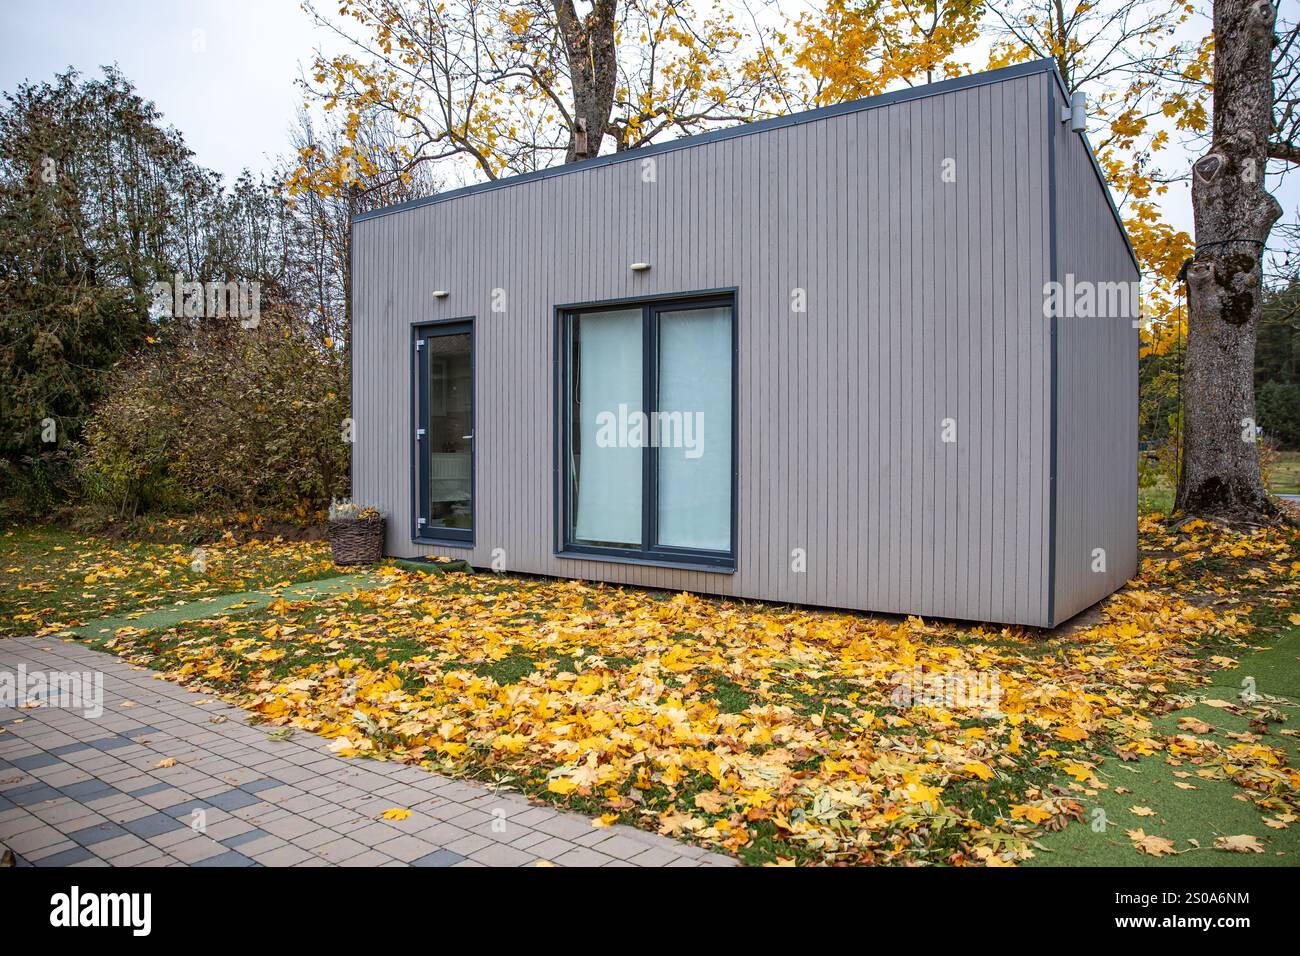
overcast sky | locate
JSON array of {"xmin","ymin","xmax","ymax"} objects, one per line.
[
  {"xmin": 0, "ymin": 0, "xmax": 321, "ymax": 179},
  {"xmin": 0, "ymin": 0, "xmax": 1295, "ymax": 263}
]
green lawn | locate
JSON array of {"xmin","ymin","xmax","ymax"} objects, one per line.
[
  {"xmin": 1139, "ymin": 449, "xmax": 1300, "ymax": 515},
  {"xmin": 1139, "ymin": 483, "xmax": 1175, "ymax": 515},
  {"xmin": 1030, "ymin": 627, "xmax": 1300, "ymax": 866},
  {"xmin": 1271, "ymin": 450, "xmax": 1300, "ymax": 495},
  {"xmin": 0, "ymin": 525, "xmax": 339, "ymax": 638}
]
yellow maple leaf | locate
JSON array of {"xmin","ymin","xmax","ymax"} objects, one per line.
[
  {"xmin": 572, "ymin": 673, "xmax": 602, "ymax": 695},
  {"xmin": 548, "ymin": 777, "xmax": 578, "ymax": 796},
  {"xmin": 1010, "ymin": 804, "xmax": 1053, "ymax": 824},
  {"xmin": 694, "ymin": 789, "xmax": 730, "ymax": 813},
  {"xmin": 381, "ymin": 808, "xmax": 411, "ymax": 821},
  {"xmin": 1127, "ymin": 828, "xmax": 1177, "ymax": 857},
  {"xmin": 1213, "ymin": 834, "xmax": 1264, "ymax": 853}
]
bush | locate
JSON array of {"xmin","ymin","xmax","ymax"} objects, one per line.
[
  {"xmin": 79, "ymin": 312, "xmax": 349, "ymax": 517},
  {"xmin": 78, "ymin": 359, "xmax": 186, "ymax": 516},
  {"xmin": 0, "ymin": 449, "xmax": 77, "ymax": 519}
]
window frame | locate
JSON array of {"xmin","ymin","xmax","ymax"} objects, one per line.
[
  {"xmin": 411, "ymin": 316, "xmax": 475, "ymax": 547},
  {"xmin": 554, "ymin": 289, "xmax": 738, "ymax": 572}
]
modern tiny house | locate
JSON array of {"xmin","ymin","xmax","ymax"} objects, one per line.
[{"xmin": 352, "ymin": 58, "xmax": 1138, "ymax": 628}]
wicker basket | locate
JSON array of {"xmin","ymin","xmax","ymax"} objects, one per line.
[{"xmin": 328, "ymin": 515, "xmax": 385, "ymax": 565}]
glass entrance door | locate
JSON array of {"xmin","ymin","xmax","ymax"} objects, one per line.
[{"xmin": 415, "ymin": 321, "xmax": 473, "ymax": 543}]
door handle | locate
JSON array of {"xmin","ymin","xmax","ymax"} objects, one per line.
[{"xmin": 462, "ymin": 434, "xmax": 474, "ymax": 441}]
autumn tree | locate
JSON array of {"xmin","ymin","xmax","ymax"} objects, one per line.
[
  {"xmin": 981, "ymin": 1, "xmax": 1213, "ymax": 353},
  {"xmin": 1174, "ymin": 0, "xmax": 1298, "ymax": 521},
  {"xmin": 793, "ymin": 0, "xmax": 984, "ymax": 105},
  {"xmin": 299, "ymin": 0, "xmax": 791, "ymax": 180},
  {"xmin": 285, "ymin": 107, "xmax": 441, "ymax": 357}
]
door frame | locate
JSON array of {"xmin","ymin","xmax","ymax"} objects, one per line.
[{"xmin": 411, "ymin": 316, "xmax": 475, "ymax": 547}]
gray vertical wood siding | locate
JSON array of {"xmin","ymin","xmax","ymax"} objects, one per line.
[
  {"xmin": 353, "ymin": 61, "xmax": 1135, "ymax": 628},
  {"xmin": 1050, "ymin": 85, "xmax": 1142, "ymax": 623}
]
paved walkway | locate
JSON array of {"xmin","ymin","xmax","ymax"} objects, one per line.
[{"xmin": 0, "ymin": 635, "xmax": 734, "ymax": 868}]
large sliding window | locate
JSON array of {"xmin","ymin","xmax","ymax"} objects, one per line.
[
  {"xmin": 413, "ymin": 319, "xmax": 474, "ymax": 545},
  {"xmin": 559, "ymin": 293, "xmax": 736, "ymax": 570}
]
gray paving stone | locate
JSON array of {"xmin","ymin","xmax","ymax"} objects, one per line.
[
  {"xmin": 223, "ymin": 831, "xmax": 285, "ymax": 856},
  {"xmin": 585, "ymin": 833, "xmax": 653, "ymax": 860},
  {"xmin": 415, "ymin": 821, "xmax": 471, "ymax": 847},
  {"xmin": 103, "ymin": 803, "xmax": 157, "ymax": 824},
  {"xmin": 534, "ymin": 813, "xmax": 593, "ymax": 840},
  {"xmin": 10, "ymin": 752, "xmax": 61, "ymax": 771},
  {"xmin": 166, "ymin": 835, "xmax": 228, "ymax": 864},
  {"xmin": 468, "ymin": 843, "xmax": 536, "ymax": 867},
  {"xmin": 53, "ymin": 812, "xmax": 108, "ymax": 834},
  {"xmin": 410, "ymin": 848, "xmax": 465, "ymax": 867},
  {"xmin": 259, "ymin": 814, "xmax": 320, "ymax": 841},
  {"xmin": 191, "ymin": 849, "xmax": 257, "ymax": 867},
  {"xmin": 205, "ymin": 788, "xmax": 261, "ymax": 812},
  {"xmin": 627, "ymin": 846, "xmax": 683, "ymax": 867},
  {"xmin": 94, "ymin": 833, "xmax": 153, "ymax": 860},
  {"xmin": 509, "ymin": 830, "xmax": 551, "ymax": 851},
  {"xmin": 346, "ymin": 821, "xmax": 406, "ymax": 846},
  {"xmin": 202, "ymin": 816, "xmax": 255, "ymax": 840},
  {"xmin": 244, "ymin": 841, "xmax": 314, "ymax": 866},
  {"xmin": 31, "ymin": 799, "xmax": 98, "ymax": 825},
  {"xmin": 149, "ymin": 827, "xmax": 201, "ymax": 850},
  {"xmin": 289, "ymin": 828, "xmax": 338, "ymax": 850},
  {"xmin": 373, "ymin": 835, "xmax": 441, "ymax": 862},
  {"xmin": 444, "ymin": 833, "xmax": 493, "ymax": 856},
  {"xmin": 126, "ymin": 781, "xmax": 173, "ymax": 797},
  {"xmin": 277, "ymin": 793, "xmax": 329, "ymax": 815},
  {"xmin": 67, "ymin": 821, "xmax": 129, "ymax": 845},
  {"xmin": 8, "ymin": 782, "xmax": 60, "ymax": 805},
  {"xmin": 122, "ymin": 811, "xmax": 187, "ymax": 839},
  {"xmin": 553, "ymin": 846, "xmax": 616, "ymax": 867},
  {"xmin": 110, "ymin": 846, "xmax": 173, "ymax": 867},
  {"xmin": 34, "ymin": 845, "xmax": 96, "ymax": 866},
  {"xmin": 339, "ymin": 849, "xmax": 398, "ymax": 867},
  {"xmin": 5, "ymin": 824, "xmax": 69, "ymax": 854},
  {"xmin": 312, "ymin": 836, "xmax": 368, "ymax": 862}
]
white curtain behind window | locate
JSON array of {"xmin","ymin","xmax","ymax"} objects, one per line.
[
  {"xmin": 657, "ymin": 306, "xmax": 731, "ymax": 551},
  {"xmin": 574, "ymin": 309, "xmax": 643, "ymax": 545}
]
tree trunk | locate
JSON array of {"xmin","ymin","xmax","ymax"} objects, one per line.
[
  {"xmin": 552, "ymin": 0, "xmax": 619, "ymax": 163},
  {"xmin": 1175, "ymin": 0, "xmax": 1282, "ymax": 522}
]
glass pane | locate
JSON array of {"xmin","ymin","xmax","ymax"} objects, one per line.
[
  {"xmin": 656, "ymin": 306, "xmax": 731, "ymax": 551},
  {"xmin": 426, "ymin": 332, "xmax": 472, "ymax": 530},
  {"xmin": 569, "ymin": 308, "xmax": 642, "ymax": 547}
]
